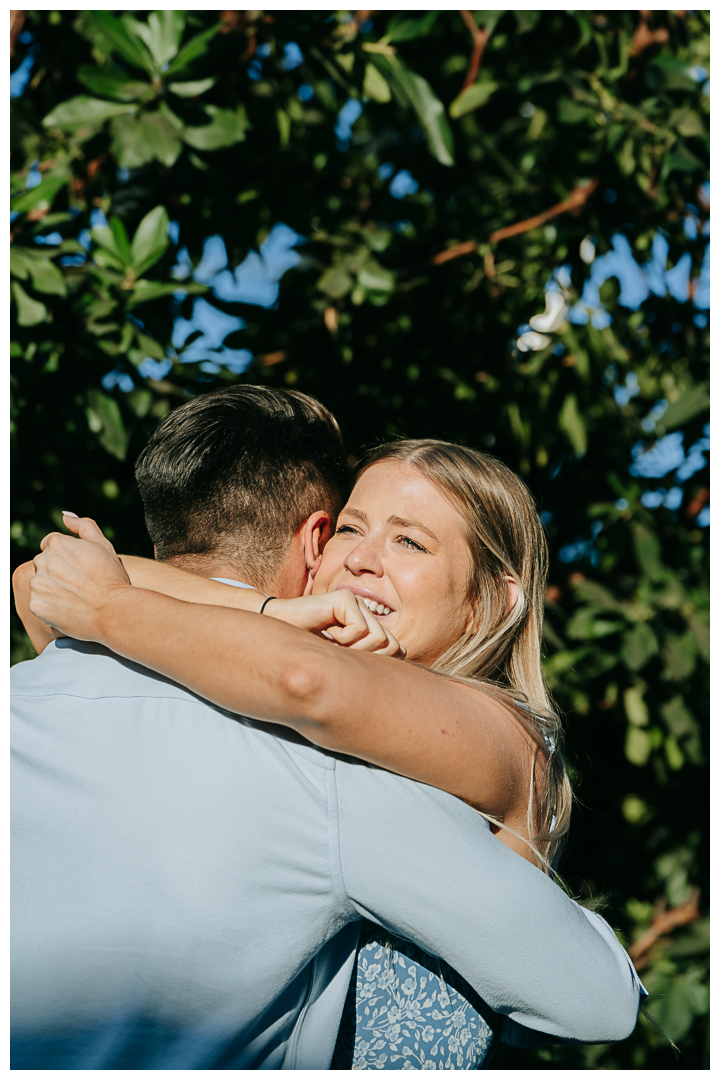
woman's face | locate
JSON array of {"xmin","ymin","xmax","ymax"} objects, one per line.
[{"xmin": 312, "ymin": 460, "xmax": 475, "ymax": 664}]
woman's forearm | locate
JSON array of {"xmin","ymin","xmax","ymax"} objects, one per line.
[
  {"xmin": 95, "ymin": 586, "xmax": 336, "ymax": 737},
  {"xmin": 93, "ymin": 587, "xmax": 528, "ymax": 827}
]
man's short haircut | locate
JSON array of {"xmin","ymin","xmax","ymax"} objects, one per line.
[{"xmin": 135, "ymin": 386, "xmax": 350, "ymax": 588}]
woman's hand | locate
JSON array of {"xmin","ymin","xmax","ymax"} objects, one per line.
[
  {"xmin": 29, "ymin": 514, "xmax": 132, "ymax": 643},
  {"xmin": 264, "ymin": 593, "xmax": 406, "ymax": 658}
]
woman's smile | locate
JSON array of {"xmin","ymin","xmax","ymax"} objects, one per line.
[{"xmin": 312, "ymin": 460, "xmax": 474, "ymax": 664}]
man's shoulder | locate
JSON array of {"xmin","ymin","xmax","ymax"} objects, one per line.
[
  {"xmin": 11, "ymin": 639, "xmax": 339, "ymax": 772},
  {"xmin": 11, "ymin": 639, "xmax": 207, "ymax": 704}
]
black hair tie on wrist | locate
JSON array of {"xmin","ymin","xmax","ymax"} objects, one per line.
[{"xmin": 259, "ymin": 596, "xmax": 276, "ymax": 615}]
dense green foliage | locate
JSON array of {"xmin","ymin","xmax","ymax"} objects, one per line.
[{"xmin": 11, "ymin": 10, "xmax": 709, "ymax": 1068}]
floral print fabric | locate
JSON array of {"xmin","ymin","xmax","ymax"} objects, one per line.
[{"xmin": 332, "ymin": 923, "xmax": 496, "ymax": 1070}]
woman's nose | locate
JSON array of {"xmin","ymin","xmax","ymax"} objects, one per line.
[{"xmin": 343, "ymin": 534, "xmax": 383, "ymax": 576}]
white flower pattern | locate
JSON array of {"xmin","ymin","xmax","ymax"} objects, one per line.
[{"xmin": 333, "ymin": 925, "xmax": 495, "ymax": 1070}]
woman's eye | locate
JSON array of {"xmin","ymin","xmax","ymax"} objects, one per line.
[
  {"xmin": 398, "ymin": 535, "xmax": 427, "ymax": 553},
  {"xmin": 335, "ymin": 524, "xmax": 361, "ymax": 537}
]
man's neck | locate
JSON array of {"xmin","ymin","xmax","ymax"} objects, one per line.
[
  {"xmin": 163, "ymin": 554, "xmax": 260, "ymax": 590},
  {"xmin": 162, "ymin": 552, "xmax": 307, "ymax": 598}
]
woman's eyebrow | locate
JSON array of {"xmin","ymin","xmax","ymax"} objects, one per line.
[
  {"xmin": 388, "ymin": 515, "xmax": 440, "ymax": 543},
  {"xmin": 340, "ymin": 507, "xmax": 369, "ymax": 524}
]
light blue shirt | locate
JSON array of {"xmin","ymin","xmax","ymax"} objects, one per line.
[{"xmin": 11, "ymin": 637, "xmax": 645, "ymax": 1069}]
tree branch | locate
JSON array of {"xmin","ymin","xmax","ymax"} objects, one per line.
[
  {"xmin": 489, "ymin": 179, "xmax": 599, "ymax": 243},
  {"xmin": 10, "ymin": 10, "xmax": 25, "ymax": 56},
  {"xmin": 431, "ymin": 240, "xmax": 478, "ymax": 267},
  {"xmin": 629, "ymin": 11, "xmax": 670, "ymax": 59},
  {"xmin": 432, "ymin": 179, "xmax": 599, "ymax": 265},
  {"xmin": 459, "ymin": 11, "xmax": 490, "ymax": 90},
  {"xmin": 629, "ymin": 888, "xmax": 701, "ymax": 972}
]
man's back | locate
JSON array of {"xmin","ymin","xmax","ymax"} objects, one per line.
[
  {"xmin": 12, "ymin": 640, "xmax": 645, "ymax": 1070},
  {"xmin": 12, "ymin": 640, "xmax": 361, "ymax": 1069}
]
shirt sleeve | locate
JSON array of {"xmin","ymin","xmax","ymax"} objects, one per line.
[{"xmin": 334, "ymin": 761, "xmax": 646, "ymax": 1044}]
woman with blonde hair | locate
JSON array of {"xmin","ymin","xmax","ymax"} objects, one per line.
[{"xmin": 29, "ymin": 438, "xmax": 579, "ymax": 1068}]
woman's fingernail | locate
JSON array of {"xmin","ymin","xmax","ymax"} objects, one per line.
[{"xmin": 62, "ymin": 511, "xmax": 79, "ymax": 518}]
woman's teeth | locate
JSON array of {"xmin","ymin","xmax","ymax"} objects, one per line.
[{"xmin": 360, "ymin": 597, "xmax": 393, "ymax": 616}]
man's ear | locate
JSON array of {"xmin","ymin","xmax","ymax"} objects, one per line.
[{"xmin": 301, "ymin": 510, "xmax": 332, "ymax": 577}]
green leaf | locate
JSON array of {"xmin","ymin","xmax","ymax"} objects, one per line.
[
  {"xmin": 513, "ymin": 10, "xmax": 540, "ymax": 34},
  {"xmin": 129, "ymin": 280, "xmax": 205, "ymax": 306},
  {"xmin": 656, "ymin": 383, "xmax": 709, "ymax": 434},
  {"xmin": 111, "ymin": 217, "xmax": 132, "ymax": 267},
  {"xmin": 571, "ymin": 579, "xmax": 621, "ymax": 609},
  {"xmin": 622, "ymin": 622, "xmax": 658, "ymax": 672},
  {"xmin": 667, "ymin": 139, "xmax": 704, "ymax": 174},
  {"xmin": 557, "ymin": 97, "xmax": 592, "ymax": 125},
  {"xmin": 10, "ymin": 174, "xmax": 67, "ymax": 216},
  {"xmin": 92, "ymin": 224, "xmax": 126, "ymax": 265},
  {"xmin": 43, "ymin": 95, "xmax": 136, "ymax": 131},
  {"xmin": 91, "ymin": 11, "xmax": 156, "ymax": 74},
  {"xmin": 646, "ymin": 57, "xmax": 700, "ymax": 93},
  {"xmin": 449, "ymin": 80, "xmax": 499, "ymax": 119},
  {"xmin": 384, "ymin": 11, "xmax": 442, "ymax": 43},
  {"xmin": 130, "ymin": 205, "xmax": 170, "ymax": 275},
  {"xmin": 661, "ymin": 631, "xmax": 697, "ymax": 682},
  {"xmin": 625, "ymin": 725, "xmax": 652, "ymax": 767},
  {"xmin": 357, "ymin": 258, "xmax": 396, "ymax": 294},
  {"xmin": 624, "ymin": 684, "xmax": 649, "ymax": 726},
  {"xmin": 10, "ymin": 247, "xmax": 66, "ymax": 296},
  {"xmin": 631, "ymin": 522, "xmax": 663, "ymax": 581},
  {"xmin": 168, "ymin": 77, "xmax": 216, "ymax": 97},
  {"xmin": 559, "ymin": 393, "xmax": 587, "ymax": 456},
  {"xmin": 369, "ymin": 54, "xmax": 454, "ymax": 166},
  {"xmin": 126, "ymin": 10, "xmax": 185, "ymax": 69},
  {"xmin": 12, "ymin": 282, "xmax": 48, "ymax": 326},
  {"xmin": 685, "ymin": 610, "xmax": 709, "ymax": 662},
  {"xmin": 363, "ymin": 63, "xmax": 391, "ymax": 103},
  {"xmin": 182, "ymin": 105, "xmax": 248, "ymax": 151},
  {"xmin": 86, "ymin": 388, "xmax": 128, "ymax": 460},
  {"xmin": 111, "ymin": 111, "xmax": 183, "ymax": 169},
  {"xmin": 565, "ymin": 609, "xmax": 624, "ymax": 640},
  {"xmin": 76, "ymin": 65, "xmax": 154, "ymax": 103},
  {"xmin": 318, "ymin": 267, "xmax": 353, "ymax": 300},
  {"xmin": 618, "ymin": 137, "xmax": 635, "ymax": 176},
  {"xmin": 134, "ymin": 332, "xmax": 167, "ymax": 361},
  {"xmin": 164, "ymin": 23, "xmax": 219, "ymax": 78},
  {"xmin": 669, "ymin": 108, "xmax": 705, "ymax": 138},
  {"xmin": 659, "ymin": 696, "xmax": 696, "ymax": 740},
  {"xmin": 276, "ymin": 109, "xmax": 291, "ymax": 147}
]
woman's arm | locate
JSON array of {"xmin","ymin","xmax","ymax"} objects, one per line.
[
  {"xmin": 30, "ymin": 519, "xmax": 537, "ymax": 834},
  {"xmin": 13, "ymin": 560, "xmax": 58, "ymax": 654}
]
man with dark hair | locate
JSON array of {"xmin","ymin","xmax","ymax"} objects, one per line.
[
  {"xmin": 11, "ymin": 386, "xmax": 645, "ymax": 1070},
  {"xmin": 134, "ymin": 385, "xmax": 350, "ymax": 591}
]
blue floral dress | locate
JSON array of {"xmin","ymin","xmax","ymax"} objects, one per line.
[{"xmin": 332, "ymin": 921, "xmax": 499, "ymax": 1070}]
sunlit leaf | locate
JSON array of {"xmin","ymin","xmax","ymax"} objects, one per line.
[
  {"xmin": 182, "ymin": 105, "xmax": 249, "ymax": 150},
  {"xmin": 656, "ymin": 382, "xmax": 709, "ymax": 434},
  {"xmin": 86, "ymin": 388, "xmax": 128, "ymax": 460},
  {"xmin": 76, "ymin": 65, "xmax": 154, "ymax": 103},
  {"xmin": 125, "ymin": 10, "xmax": 186, "ymax": 69},
  {"xmin": 164, "ymin": 23, "xmax": 219, "ymax": 77},
  {"xmin": 369, "ymin": 54, "xmax": 454, "ymax": 166},
  {"xmin": 130, "ymin": 205, "xmax": 170, "ymax": 275},
  {"xmin": 449, "ymin": 80, "xmax": 499, "ymax": 120},
  {"xmin": 168, "ymin": 77, "xmax": 216, "ymax": 97},
  {"xmin": 363, "ymin": 63, "xmax": 391, "ymax": 103},
  {"xmin": 12, "ymin": 282, "xmax": 48, "ymax": 326},
  {"xmin": 91, "ymin": 10, "xmax": 156, "ymax": 74},
  {"xmin": 43, "ymin": 95, "xmax": 136, "ymax": 131},
  {"xmin": 622, "ymin": 623, "xmax": 658, "ymax": 672}
]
